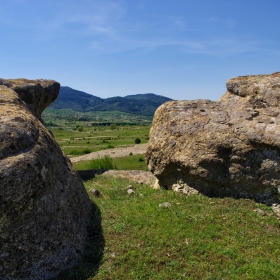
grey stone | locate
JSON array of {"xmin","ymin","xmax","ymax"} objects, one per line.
[
  {"xmin": 126, "ymin": 185, "xmax": 135, "ymax": 190},
  {"xmin": 89, "ymin": 188, "xmax": 101, "ymax": 197},
  {"xmin": 159, "ymin": 202, "xmax": 172, "ymax": 208},
  {"xmin": 146, "ymin": 72, "xmax": 280, "ymax": 204},
  {"xmin": 127, "ymin": 189, "xmax": 135, "ymax": 195},
  {"xmin": 272, "ymin": 203, "xmax": 280, "ymax": 218},
  {"xmin": 254, "ymin": 208, "xmax": 266, "ymax": 216},
  {"xmin": 0, "ymin": 79, "xmax": 92, "ymax": 280}
]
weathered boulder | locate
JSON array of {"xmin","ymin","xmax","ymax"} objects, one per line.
[
  {"xmin": 146, "ymin": 72, "xmax": 280, "ymax": 204},
  {"xmin": 0, "ymin": 78, "xmax": 59, "ymax": 123},
  {"xmin": 0, "ymin": 79, "xmax": 92, "ymax": 279}
]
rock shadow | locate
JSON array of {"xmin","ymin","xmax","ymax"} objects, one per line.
[
  {"xmin": 77, "ymin": 169, "xmax": 107, "ymax": 181},
  {"xmin": 158, "ymin": 170, "xmax": 279, "ymax": 205},
  {"xmin": 54, "ymin": 201, "xmax": 105, "ymax": 279}
]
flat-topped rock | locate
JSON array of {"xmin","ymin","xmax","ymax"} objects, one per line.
[
  {"xmin": 146, "ymin": 72, "xmax": 280, "ymax": 204},
  {"xmin": 0, "ymin": 79, "xmax": 92, "ymax": 279},
  {"xmin": 101, "ymin": 170, "xmax": 156, "ymax": 186}
]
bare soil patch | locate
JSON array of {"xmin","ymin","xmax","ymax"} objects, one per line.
[
  {"xmin": 70, "ymin": 143, "xmax": 148, "ymax": 163},
  {"xmin": 101, "ymin": 170, "xmax": 156, "ymax": 187}
]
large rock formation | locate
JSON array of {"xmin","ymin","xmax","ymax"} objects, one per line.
[
  {"xmin": 146, "ymin": 72, "xmax": 280, "ymax": 204},
  {"xmin": 0, "ymin": 79, "xmax": 92, "ymax": 279}
]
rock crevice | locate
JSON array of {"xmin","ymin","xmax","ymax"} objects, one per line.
[
  {"xmin": 0, "ymin": 78, "xmax": 93, "ymax": 279},
  {"xmin": 146, "ymin": 72, "xmax": 280, "ymax": 204}
]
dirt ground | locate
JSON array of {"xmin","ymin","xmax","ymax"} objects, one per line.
[
  {"xmin": 101, "ymin": 170, "xmax": 156, "ymax": 187},
  {"xmin": 70, "ymin": 143, "xmax": 148, "ymax": 163}
]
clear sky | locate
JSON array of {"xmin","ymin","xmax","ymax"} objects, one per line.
[{"xmin": 1, "ymin": 0, "xmax": 279, "ymax": 101}]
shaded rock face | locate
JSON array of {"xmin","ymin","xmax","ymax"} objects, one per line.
[
  {"xmin": 146, "ymin": 72, "xmax": 280, "ymax": 204},
  {"xmin": 0, "ymin": 78, "xmax": 59, "ymax": 123},
  {"xmin": 0, "ymin": 79, "xmax": 92, "ymax": 279}
]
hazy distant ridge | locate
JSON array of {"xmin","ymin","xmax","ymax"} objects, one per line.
[{"xmin": 49, "ymin": 86, "xmax": 172, "ymax": 116}]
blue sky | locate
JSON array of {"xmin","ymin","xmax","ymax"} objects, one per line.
[{"xmin": 1, "ymin": 0, "xmax": 279, "ymax": 100}]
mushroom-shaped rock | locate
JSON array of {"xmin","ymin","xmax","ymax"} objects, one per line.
[{"xmin": 0, "ymin": 79, "xmax": 93, "ymax": 279}]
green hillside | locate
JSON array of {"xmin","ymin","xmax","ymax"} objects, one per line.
[{"xmin": 49, "ymin": 86, "xmax": 172, "ymax": 116}]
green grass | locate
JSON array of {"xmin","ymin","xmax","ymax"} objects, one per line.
[
  {"xmin": 73, "ymin": 154, "xmax": 149, "ymax": 171},
  {"xmin": 56, "ymin": 176, "xmax": 280, "ymax": 280},
  {"xmin": 69, "ymin": 148, "xmax": 92, "ymax": 155},
  {"xmin": 86, "ymin": 156, "xmax": 117, "ymax": 170},
  {"xmin": 113, "ymin": 155, "xmax": 148, "ymax": 170},
  {"xmin": 42, "ymin": 108, "xmax": 153, "ymax": 127},
  {"xmin": 49, "ymin": 125, "xmax": 150, "ymax": 156}
]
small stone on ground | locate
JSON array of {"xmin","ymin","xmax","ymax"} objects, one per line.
[
  {"xmin": 159, "ymin": 202, "xmax": 171, "ymax": 208},
  {"xmin": 89, "ymin": 188, "xmax": 101, "ymax": 197},
  {"xmin": 127, "ymin": 189, "xmax": 135, "ymax": 195}
]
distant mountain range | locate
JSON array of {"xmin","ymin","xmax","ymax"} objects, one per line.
[{"xmin": 49, "ymin": 86, "xmax": 172, "ymax": 116}]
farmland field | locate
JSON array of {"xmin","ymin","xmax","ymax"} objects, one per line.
[
  {"xmin": 43, "ymin": 108, "xmax": 153, "ymax": 127},
  {"xmin": 49, "ymin": 125, "xmax": 150, "ymax": 158}
]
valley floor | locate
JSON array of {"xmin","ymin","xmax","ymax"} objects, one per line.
[{"xmin": 70, "ymin": 143, "xmax": 148, "ymax": 162}]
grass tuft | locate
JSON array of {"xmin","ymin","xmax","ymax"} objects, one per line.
[
  {"xmin": 69, "ymin": 148, "xmax": 92, "ymax": 155},
  {"xmin": 86, "ymin": 156, "xmax": 117, "ymax": 171},
  {"xmin": 73, "ymin": 154, "xmax": 148, "ymax": 171}
]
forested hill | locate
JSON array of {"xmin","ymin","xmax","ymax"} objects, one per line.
[{"xmin": 49, "ymin": 86, "xmax": 172, "ymax": 116}]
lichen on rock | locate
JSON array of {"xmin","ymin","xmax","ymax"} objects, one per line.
[
  {"xmin": 146, "ymin": 72, "xmax": 280, "ymax": 204},
  {"xmin": 0, "ymin": 78, "xmax": 93, "ymax": 279}
]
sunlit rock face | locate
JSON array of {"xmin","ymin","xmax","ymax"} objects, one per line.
[
  {"xmin": 0, "ymin": 79, "xmax": 92, "ymax": 279},
  {"xmin": 146, "ymin": 72, "xmax": 280, "ymax": 204}
]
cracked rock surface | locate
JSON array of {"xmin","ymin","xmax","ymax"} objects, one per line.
[
  {"xmin": 146, "ymin": 72, "xmax": 280, "ymax": 203},
  {"xmin": 0, "ymin": 79, "xmax": 92, "ymax": 280}
]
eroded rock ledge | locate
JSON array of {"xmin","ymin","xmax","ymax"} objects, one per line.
[
  {"xmin": 146, "ymin": 72, "xmax": 280, "ymax": 204},
  {"xmin": 0, "ymin": 78, "xmax": 60, "ymax": 123},
  {"xmin": 0, "ymin": 79, "xmax": 92, "ymax": 279}
]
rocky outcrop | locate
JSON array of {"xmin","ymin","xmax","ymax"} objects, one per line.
[
  {"xmin": 0, "ymin": 79, "xmax": 92, "ymax": 279},
  {"xmin": 101, "ymin": 170, "xmax": 156, "ymax": 187},
  {"xmin": 146, "ymin": 72, "xmax": 280, "ymax": 204},
  {"xmin": 0, "ymin": 78, "xmax": 59, "ymax": 123}
]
